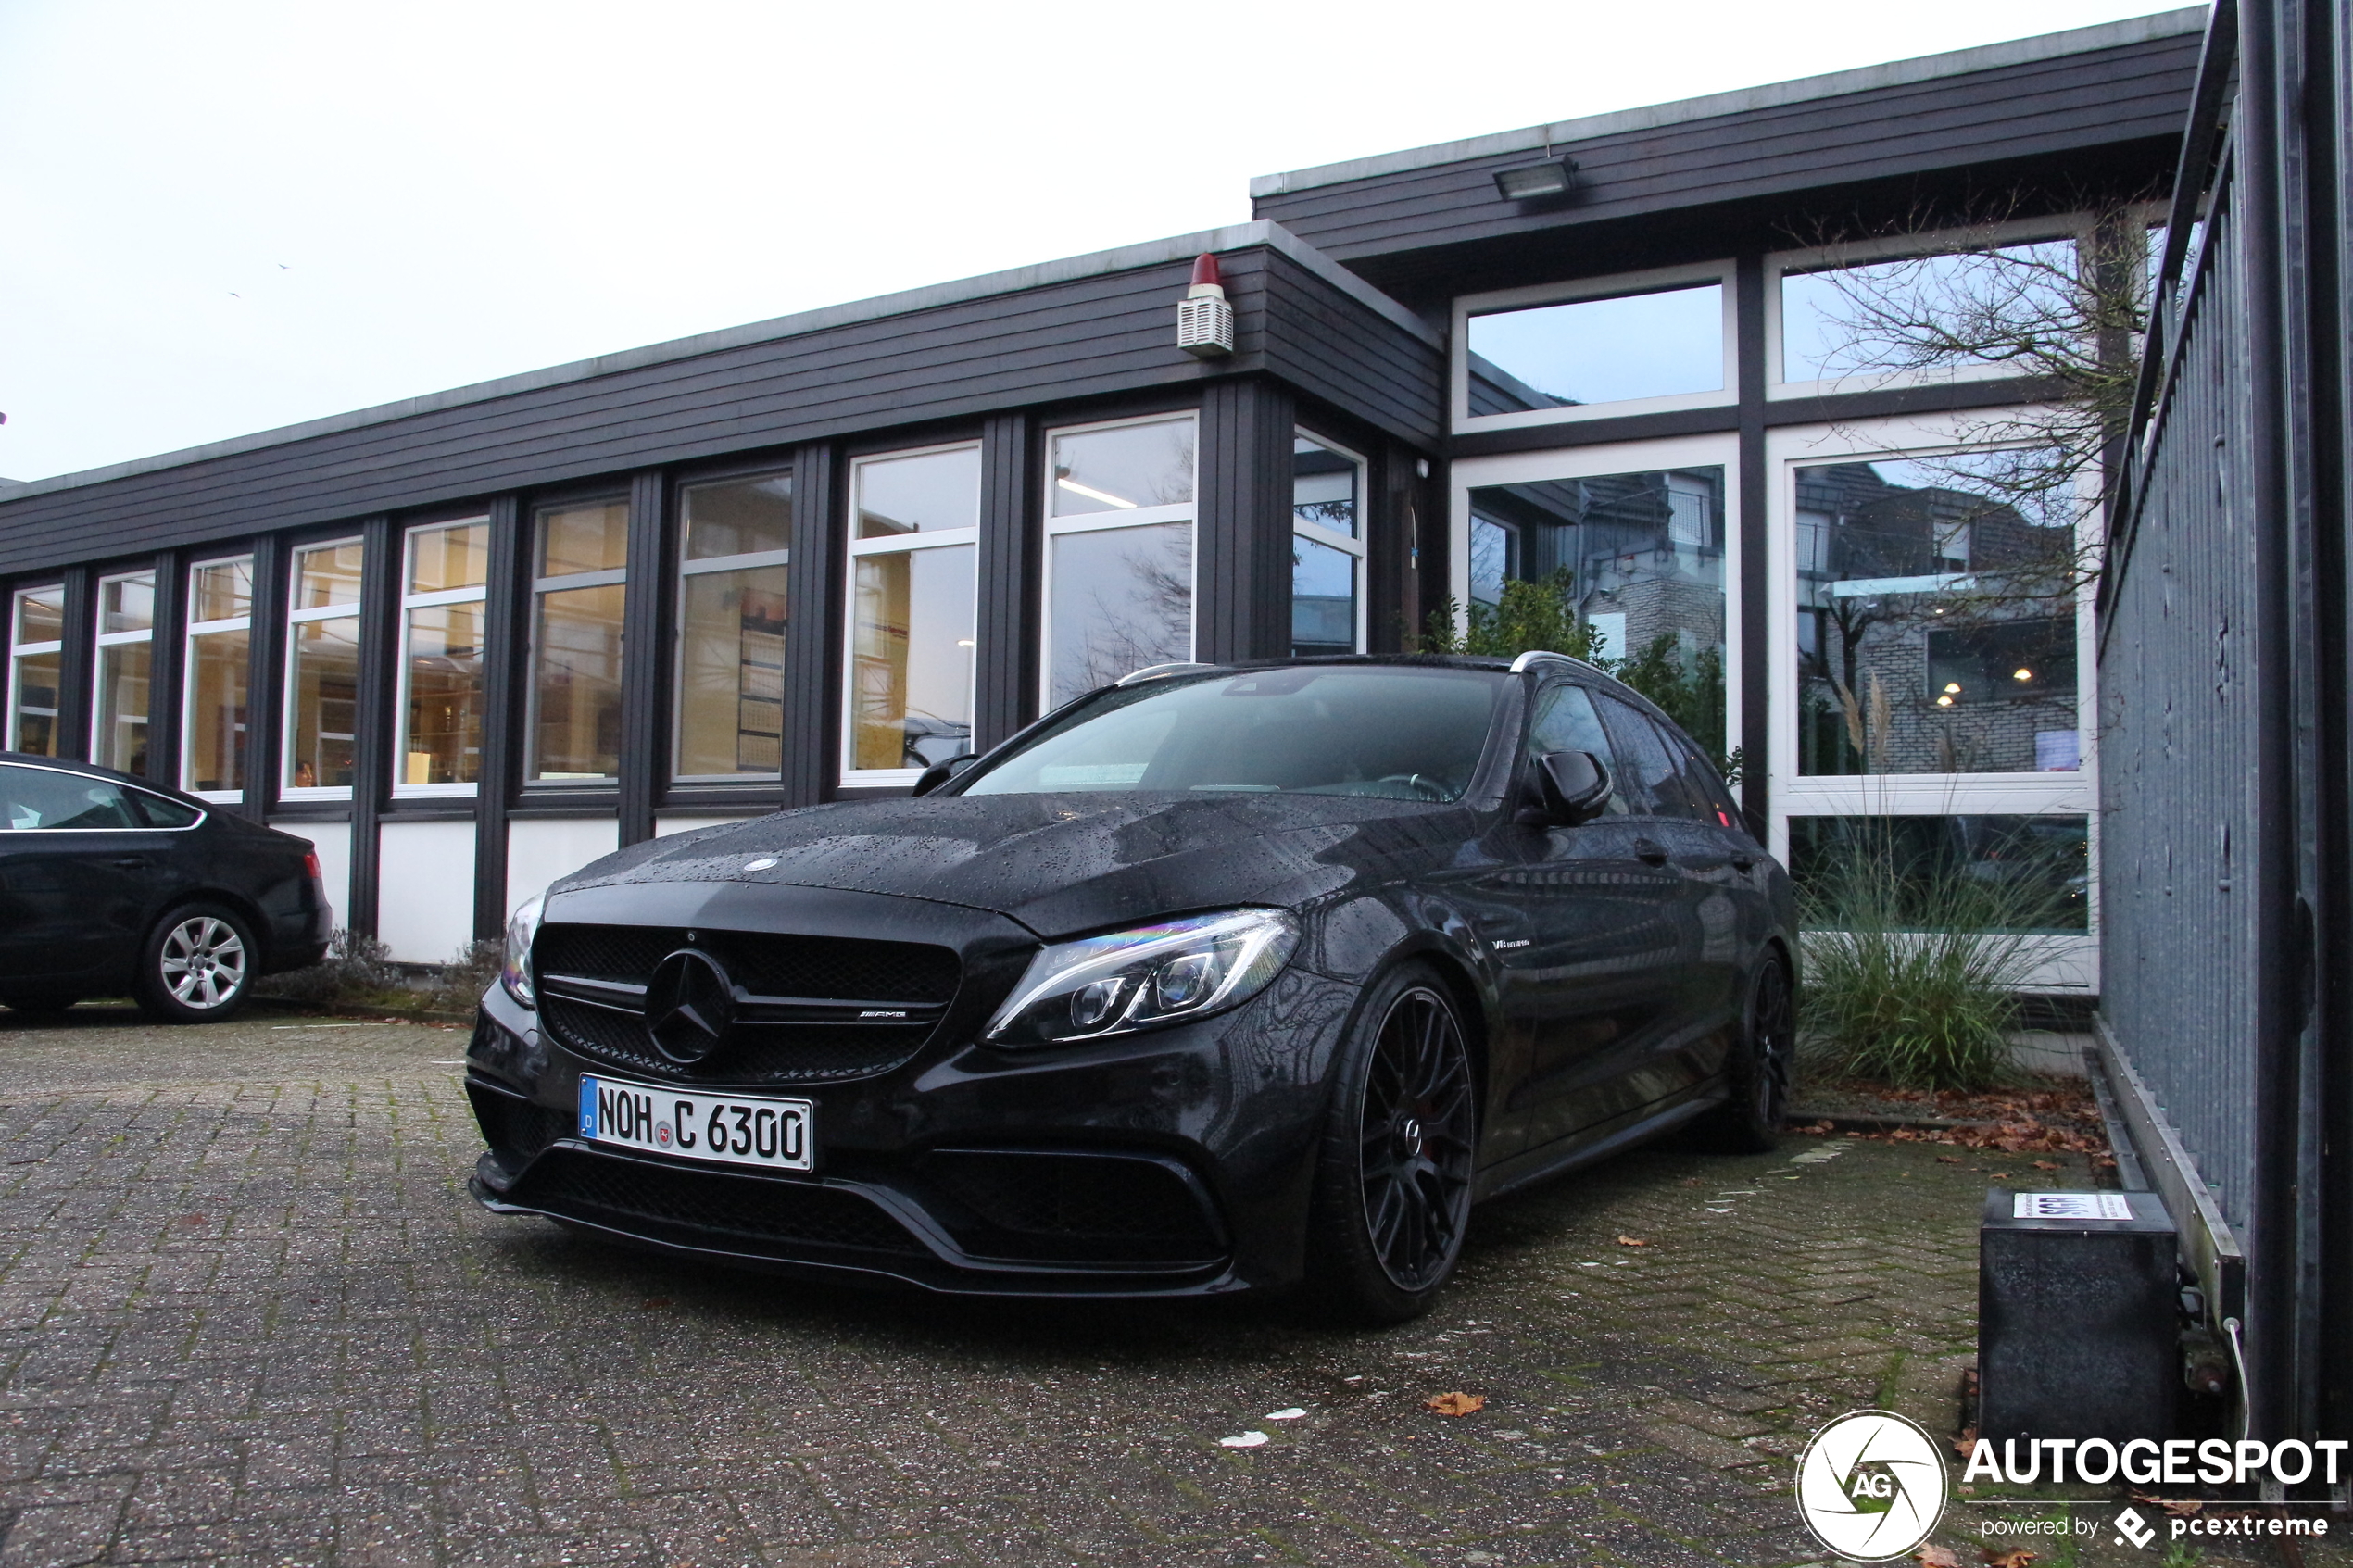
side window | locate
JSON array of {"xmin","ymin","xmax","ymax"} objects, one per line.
[
  {"xmin": 1594, "ymin": 695, "xmax": 1699, "ymax": 819},
  {"xmin": 1661, "ymin": 726, "xmax": 1743, "ymax": 831},
  {"xmin": 0, "ymin": 765, "xmax": 141, "ymax": 831},
  {"xmin": 1528, "ymin": 684, "xmax": 1629, "ymax": 814},
  {"xmin": 132, "ymin": 792, "xmax": 202, "ymax": 829}
]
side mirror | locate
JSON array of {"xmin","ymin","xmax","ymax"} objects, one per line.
[
  {"xmin": 912, "ymin": 754, "xmax": 978, "ymax": 797},
  {"xmin": 1534, "ymin": 750, "xmax": 1612, "ymax": 825}
]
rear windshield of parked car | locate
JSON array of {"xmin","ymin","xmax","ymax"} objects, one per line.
[{"xmin": 959, "ymin": 667, "xmax": 1504, "ymax": 801}]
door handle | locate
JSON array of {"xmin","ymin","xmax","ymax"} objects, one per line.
[{"xmin": 1633, "ymin": 840, "xmax": 1669, "ymax": 865}]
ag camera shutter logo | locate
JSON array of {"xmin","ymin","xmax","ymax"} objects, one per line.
[{"xmin": 1795, "ymin": 1410, "xmax": 1950, "ymax": 1561}]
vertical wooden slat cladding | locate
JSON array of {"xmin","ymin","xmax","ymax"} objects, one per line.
[
  {"xmin": 1197, "ymin": 381, "xmax": 1296, "ymax": 663},
  {"xmin": 347, "ymin": 515, "xmax": 396, "ymax": 939},
  {"xmin": 974, "ymin": 413, "xmax": 1038, "ymax": 751},
  {"xmin": 472, "ymin": 495, "xmax": 524, "ymax": 941},
  {"xmin": 145, "ymin": 552, "xmax": 186, "ymax": 787},
  {"xmin": 0, "ymin": 262, "xmax": 1236, "ymax": 575},
  {"xmin": 779, "ymin": 444, "xmax": 838, "ymax": 809},
  {"xmin": 56, "ymin": 566, "xmax": 94, "ymax": 763},
  {"xmin": 616, "ymin": 470, "xmax": 669, "ymax": 848},
  {"xmin": 1733, "ymin": 254, "xmax": 1770, "ymax": 837},
  {"xmin": 1257, "ymin": 252, "xmax": 1444, "ymax": 451},
  {"xmin": 241, "ymin": 534, "xmax": 287, "ymax": 820},
  {"xmin": 1253, "ymin": 36, "xmax": 2203, "ymax": 268}
]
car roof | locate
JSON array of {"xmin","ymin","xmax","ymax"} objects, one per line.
[
  {"xmin": 1116, "ymin": 653, "xmax": 1681, "ymax": 730},
  {"xmin": 0, "ymin": 751, "xmax": 215, "ymax": 805}
]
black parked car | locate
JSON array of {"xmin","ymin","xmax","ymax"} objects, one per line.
[
  {"xmin": 466, "ymin": 654, "xmax": 1795, "ymax": 1320},
  {"xmin": 0, "ymin": 754, "xmax": 333, "ymax": 1022}
]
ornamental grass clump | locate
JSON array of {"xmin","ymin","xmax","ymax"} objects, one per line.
[{"xmin": 1798, "ymin": 837, "xmax": 2072, "ymax": 1091}]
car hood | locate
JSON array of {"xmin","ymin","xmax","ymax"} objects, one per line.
[{"xmin": 557, "ymin": 792, "xmax": 1468, "ymax": 939}]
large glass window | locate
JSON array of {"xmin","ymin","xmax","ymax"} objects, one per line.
[
  {"xmin": 283, "ymin": 539, "xmax": 363, "ymax": 795},
  {"xmin": 1291, "ymin": 434, "xmax": 1365, "ymax": 658},
  {"xmin": 1465, "ymin": 282, "xmax": 1725, "ymax": 418},
  {"xmin": 182, "ymin": 558, "xmax": 253, "ymax": 796},
  {"xmin": 1466, "ymin": 465, "xmax": 1729, "ymax": 760},
  {"xmin": 93, "ymin": 571, "xmax": 155, "ymax": 776},
  {"xmin": 675, "ymin": 473, "xmax": 791, "ymax": 780},
  {"xmin": 1793, "ymin": 450, "xmax": 2080, "ymax": 776},
  {"xmin": 1044, "ymin": 415, "xmax": 1196, "ymax": 708},
  {"xmin": 7, "ymin": 586, "xmax": 65, "ymax": 757},
  {"xmin": 1779, "ymin": 238, "xmax": 2080, "ymax": 386},
  {"xmin": 396, "ymin": 519, "xmax": 488, "ymax": 791},
  {"xmin": 1787, "ymin": 814, "xmax": 2091, "ymax": 933},
  {"xmin": 528, "ymin": 500, "xmax": 628, "ymax": 783},
  {"xmin": 845, "ymin": 446, "xmax": 978, "ymax": 778}
]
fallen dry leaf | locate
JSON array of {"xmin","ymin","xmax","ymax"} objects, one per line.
[
  {"xmin": 2131, "ymin": 1492, "xmax": 2202, "ymax": 1517},
  {"xmin": 1425, "ymin": 1392, "xmax": 1485, "ymax": 1417},
  {"xmin": 2032, "ymin": 1160, "xmax": 2060, "ymax": 1172},
  {"xmin": 1916, "ymin": 1546, "xmax": 1963, "ymax": 1568},
  {"xmin": 1936, "ymin": 1156, "xmax": 1963, "ymax": 1164},
  {"xmin": 1615, "ymin": 1236, "xmax": 1649, "ymax": 1248},
  {"xmin": 1982, "ymin": 1549, "xmax": 2036, "ymax": 1568}
]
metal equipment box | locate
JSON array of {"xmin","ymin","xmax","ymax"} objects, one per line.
[{"xmin": 1978, "ymin": 1189, "xmax": 2179, "ymax": 1445}]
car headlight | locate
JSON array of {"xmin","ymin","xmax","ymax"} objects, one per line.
[
  {"xmin": 500, "ymin": 895, "xmax": 544, "ymax": 1009},
  {"xmin": 984, "ymin": 909, "xmax": 1299, "ymax": 1047}
]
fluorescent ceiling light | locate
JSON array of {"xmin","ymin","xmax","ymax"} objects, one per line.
[{"xmin": 1056, "ymin": 477, "xmax": 1138, "ymax": 509}]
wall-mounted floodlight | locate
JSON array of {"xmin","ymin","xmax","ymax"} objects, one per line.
[{"xmin": 1492, "ymin": 157, "xmax": 1578, "ymax": 202}]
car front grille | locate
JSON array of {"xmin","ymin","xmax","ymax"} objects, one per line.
[
  {"xmin": 534, "ymin": 923, "xmax": 959, "ymax": 1085},
  {"xmin": 468, "ymin": 1081, "xmax": 573, "ymax": 1163},
  {"xmin": 511, "ymin": 1147, "xmax": 925, "ymax": 1256}
]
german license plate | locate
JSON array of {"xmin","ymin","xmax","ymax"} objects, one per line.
[{"xmin": 577, "ymin": 1075, "xmax": 815, "ymax": 1173}]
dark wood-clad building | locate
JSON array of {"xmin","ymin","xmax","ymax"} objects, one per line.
[{"xmin": 0, "ymin": 8, "xmax": 2203, "ymax": 975}]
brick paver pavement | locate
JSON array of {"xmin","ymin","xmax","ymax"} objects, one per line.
[{"xmin": 0, "ymin": 1007, "xmax": 2331, "ymax": 1567}]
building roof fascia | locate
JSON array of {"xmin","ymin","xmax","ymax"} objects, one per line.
[
  {"xmin": 1248, "ymin": 7, "xmax": 2210, "ymax": 200},
  {"xmin": 2, "ymin": 220, "xmax": 1430, "ymax": 506}
]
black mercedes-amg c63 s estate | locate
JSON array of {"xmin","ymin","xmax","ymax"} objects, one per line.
[{"xmin": 465, "ymin": 653, "xmax": 1796, "ymax": 1320}]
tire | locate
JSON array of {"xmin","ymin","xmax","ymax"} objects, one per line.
[
  {"xmin": 1305, "ymin": 962, "xmax": 1478, "ymax": 1325},
  {"xmin": 133, "ymin": 904, "xmax": 258, "ymax": 1023},
  {"xmin": 1704, "ymin": 955, "xmax": 1794, "ymax": 1153}
]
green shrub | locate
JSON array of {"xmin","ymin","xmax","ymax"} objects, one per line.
[{"xmin": 1797, "ymin": 831, "xmax": 2073, "ymax": 1090}]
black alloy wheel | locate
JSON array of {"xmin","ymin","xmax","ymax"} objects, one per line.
[
  {"xmin": 1706, "ymin": 955, "xmax": 1793, "ymax": 1152},
  {"xmin": 1308, "ymin": 962, "xmax": 1478, "ymax": 1323},
  {"xmin": 133, "ymin": 903, "xmax": 258, "ymax": 1023}
]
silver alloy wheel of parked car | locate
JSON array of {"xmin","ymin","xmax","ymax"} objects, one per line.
[{"xmin": 159, "ymin": 915, "xmax": 249, "ymax": 1010}]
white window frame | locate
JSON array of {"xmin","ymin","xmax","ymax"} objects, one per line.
[
  {"xmin": 1290, "ymin": 430, "xmax": 1368, "ymax": 657},
  {"xmin": 1764, "ymin": 412, "xmax": 2101, "ymax": 991},
  {"xmin": 91, "ymin": 570, "xmax": 157, "ymax": 776},
  {"xmin": 1453, "ymin": 260, "xmax": 1738, "ymax": 435},
  {"xmin": 7, "ymin": 585, "xmax": 65, "ymax": 755},
  {"xmin": 1765, "ymin": 212, "xmax": 2138, "ymax": 399},
  {"xmin": 1449, "ymin": 432, "xmax": 1743, "ymax": 768},
  {"xmin": 1039, "ymin": 410, "xmax": 1200, "ymax": 710},
  {"xmin": 180, "ymin": 555, "xmax": 255, "ymax": 802},
  {"xmin": 394, "ymin": 517, "xmax": 489, "ymax": 798},
  {"xmin": 839, "ymin": 441, "xmax": 981, "ymax": 789},
  {"xmin": 523, "ymin": 501, "xmax": 629, "ymax": 787},
  {"xmin": 672, "ymin": 473, "xmax": 793, "ymax": 784},
  {"xmin": 281, "ymin": 536, "xmax": 364, "ymax": 802}
]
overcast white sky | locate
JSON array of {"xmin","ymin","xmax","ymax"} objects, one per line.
[{"xmin": 0, "ymin": 0, "xmax": 2187, "ymax": 484}]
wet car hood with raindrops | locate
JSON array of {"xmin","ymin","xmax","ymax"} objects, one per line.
[{"xmin": 552, "ymin": 793, "xmax": 1469, "ymax": 941}]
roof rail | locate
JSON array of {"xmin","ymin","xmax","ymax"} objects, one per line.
[
  {"xmin": 1508, "ymin": 649, "xmax": 1579, "ymax": 672},
  {"xmin": 1114, "ymin": 661, "xmax": 1218, "ymax": 686}
]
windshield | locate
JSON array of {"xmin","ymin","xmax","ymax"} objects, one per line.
[{"xmin": 959, "ymin": 666, "xmax": 1504, "ymax": 801}]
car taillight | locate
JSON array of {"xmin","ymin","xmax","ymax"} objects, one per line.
[{"xmin": 303, "ymin": 852, "xmax": 323, "ymax": 883}]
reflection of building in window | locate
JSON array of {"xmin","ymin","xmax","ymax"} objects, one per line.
[
  {"xmin": 1291, "ymin": 434, "xmax": 1365, "ymax": 657},
  {"xmin": 1794, "ymin": 458, "xmax": 2079, "ymax": 776}
]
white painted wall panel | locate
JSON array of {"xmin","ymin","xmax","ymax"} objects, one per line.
[
  {"xmin": 506, "ymin": 816, "xmax": 621, "ymax": 910},
  {"xmin": 268, "ymin": 818, "xmax": 352, "ymax": 935},
  {"xmin": 377, "ymin": 820, "xmax": 477, "ymax": 963}
]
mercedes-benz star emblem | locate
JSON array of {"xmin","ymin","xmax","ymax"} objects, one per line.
[{"xmin": 644, "ymin": 948, "xmax": 736, "ymax": 1064}]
